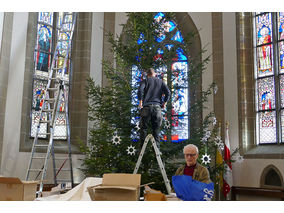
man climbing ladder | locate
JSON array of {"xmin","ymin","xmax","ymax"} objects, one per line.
[
  {"xmin": 135, "ymin": 68, "xmax": 171, "ymax": 194},
  {"xmin": 138, "ymin": 68, "xmax": 170, "ymax": 150}
]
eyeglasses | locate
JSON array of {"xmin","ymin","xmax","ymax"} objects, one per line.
[{"xmin": 184, "ymin": 153, "xmax": 197, "ymax": 157}]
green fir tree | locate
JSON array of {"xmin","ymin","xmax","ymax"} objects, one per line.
[{"xmin": 79, "ymin": 12, "xmax": 237, "ymax": 198}]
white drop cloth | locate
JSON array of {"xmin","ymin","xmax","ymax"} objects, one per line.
[{"xmin": 36, "ymin": 177, "xmax": 102, "ymax": 201}]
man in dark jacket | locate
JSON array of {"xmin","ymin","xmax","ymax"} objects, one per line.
[{"xmin": 138, "ymin": 68, "xmax": 170, "ymax": 149}]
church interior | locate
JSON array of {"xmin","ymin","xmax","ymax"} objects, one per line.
[{"xmin": 0, "ymin": 9, "xmax": 284, "ymax": 204}]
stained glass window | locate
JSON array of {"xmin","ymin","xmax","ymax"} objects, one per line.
[
  {"xmin": 254, "ymin": 12, "xmax": 284, "ymax": 144},
  {"xmin": 30, "ymin": 12, "xmax": 72, "ymax": 140},
  {"xmin": 132, "ymin": 12, "xmax": 189, "ymax": 142}
]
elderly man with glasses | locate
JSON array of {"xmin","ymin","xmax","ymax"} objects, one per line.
[{"xmin": 175, "ymin": 144, "xmax": 211, "ymax": 184}]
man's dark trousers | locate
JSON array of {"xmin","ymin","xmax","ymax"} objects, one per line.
[{"xmin": 140, "ymin": 104, "xmax": 162, "ymax": 150}]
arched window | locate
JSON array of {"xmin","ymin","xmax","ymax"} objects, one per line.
[
  {"xmin": 254, "ymin": 12, "xmax": 284, "ymax": 144},
  {"xmin": 131, "ymin": 12, "xmax": 188, "ymax": 142},
  {"xmin": 260, "ymin": 164, "xmax": 283, "ymax": 188},
  {"xmin": 30, "ymin": 12, "xmax": 72, "ymax": 140}
]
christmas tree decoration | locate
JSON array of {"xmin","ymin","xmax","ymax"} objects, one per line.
[
  {"xmin": 112, "ymin": 135, "xmax": 121, "ymax": 145},
  {"xmin": 201, "ymin": 154, "xmax": 211, "ymax": 165},
  {"xmin": 127, "ymin": 145, "xmax": 136, "ymax": 156},
  {"xmin": 214, "ymin": 136, "xmax": 224, "ymax": 150},
  {"xmin": 233, "ymin": 153, "xmax": 244, "ymax": 163},
  {"xmin": 134, "ymin": 122, "xmax": 140, "ymax": 132},
  {"xmin": 214, "ymin": 84, "xmax": 218, "ymax": 94}
]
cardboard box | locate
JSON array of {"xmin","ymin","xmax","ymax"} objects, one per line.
[
  {"xmin": 144, "ymin": 185, "xmax": 166, "ymax": 201},
  {"xmin": 0, "ymin": 177, "xmax": 38, "ymax": 201},
  {"xmin": 166, "ymin": 193, "xmax": 182, "ymax": 201},
  {"xmin": 87, "ymin": 173, "xmax": 141, "ymax": 201}
]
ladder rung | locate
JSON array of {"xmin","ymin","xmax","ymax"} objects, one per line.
[
  {"xmin": 45, "ymin": 99, "xmax": 56, "ymax": 102},
  {"xmin": 38, "ymin": 133, "xmax": 51, "ymax": 136},
  {"xmin": 52, "ymin": 67, "xmax": 63, "ymax": 70},
  {"xmin": 49, "ymin": 77, "xmax": 58, "ymax": 80},
  {"xmin": 54, "ymin": 146, "xmax": 69, "ymax": 149},
  {"xmin": 32, "ymin": 157, "xmax": 46, "ymax": 159},
  {"xmin": 28, "ymin": 169, "xmax": 43, "ymax": 172},
  {"xmin": 35, "ymin": 144, "xmax": 49, "ymax": 147},
  {"xmin": 47, "ymin": 88, "xmax": 57, "ymax": 91},
  {"xmin": 40, "ymin": 120, "xmax": 51, "ymax": 123},
  {"xmin": 42, "ymin": 109, "xmax": 53, "ymax": 112},
  {"xmin": 54, "ymin": 157, "xmax": 69, "ymax": 160},
  {"xmin": 56, "ymin": 168, "xmax": 70, "ymax": 171}
]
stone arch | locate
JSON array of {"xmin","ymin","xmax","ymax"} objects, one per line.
[{"xmin": 260, "ymin": 164, "xmax": 284, "ymax": 188}]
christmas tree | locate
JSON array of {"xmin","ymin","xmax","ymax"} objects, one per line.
[{"xmin": 79, "ymin": 12, "xmax": 234, "ymax": 197}]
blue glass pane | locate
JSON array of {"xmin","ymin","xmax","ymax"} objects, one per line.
[
  {"xmin": 176, "ymin": 48, "xmax": 187, "ymax": 61},
  {"xmin": 38, "ymin": 12, "xmax": 53, "ymax": 25},
  {"xmin": 164, "ymin": 21, "xmax": 176, "ymax": 32},
  {"xmin": 154, "ymin": 12, "xmax": 165, "ymax": 22},
  {"xmin": 256, "ymin": 13, "xmax": 272, "ymax": 46},
  {"xmin": 170, "ymin": 116, "xmax": 188, "ymax": 142},
  {"xmin": 278, "ymin": 12, "xmax": 284, "ymax": 40},
  {"xmin": 137, "ymin": 33, "xmax": 147, "ymax": 44},
  {"xmin": 172, "ymin": 87, "xmax": 188, "ymax": 116},
  {"xmin": 171, "ymin": 62, "xmax": 188, "ymax": 115},
  {"xmin": 165, "ymin": 44, "xmax": 174, "ymax": 50},
  {"xmin": 156, "ymin": 33, "xmax": 166, "ymax": 42},
  {"xmin": 157, "ymin": 48, "xmax": 164, "ymax": 54},
  {"xmin": 37, "ymin": 25, "xmax": 52, "ymax": 52},
  {"xmin": 36, "ymin": 52, "xmax": 50, "ymax": 71},
  {"xmin": 171, "ymin": 30, "xmax": 184, "ymax": 43}
]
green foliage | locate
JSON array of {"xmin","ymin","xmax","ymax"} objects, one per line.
[{"xmin": 79, "ymin": 12, "xmax": 237, "ymax": 197}]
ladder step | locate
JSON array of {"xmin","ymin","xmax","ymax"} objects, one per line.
[
  {"xmin": 35, "ymin": 144, "xmax": 49, "ymax": 147},
  {"xmin": 54, "ymin": 157, "xmax": 69, "ymax": 160},
  {"xmin": 56, "ymin": 168, "xmax": 70, "ymax": 171},
  {"xmin": 54, "ymin": 146, "xmax": 69, "ymax": 149},
  {"xmin": 42, "ymin": 109, "xmax": 53, "ymax": 112},
  {"xmin": 49, "ymin": 77, "xmax": 58, "ymax": 80},
  {"xmin": 47, "ymin": 88, "xmax": 58, "ymax": 91},
  {"xmin": 32, "ymin": 157, "xmax": 46, "ymax": 159},
  {"xmin": 38, "ymin": 133, "xmax": 51, "ymax": 136},
  {"xmin": 40, "ymin": 120, "xmax": 51, "ymax": 123},
  {"xmin": 45, "ymin": 99, "xmax": 56, "ymax": 102},
  {"xmin": 28, "ymin": 169, "xmax": 43, "ymax": 172}
]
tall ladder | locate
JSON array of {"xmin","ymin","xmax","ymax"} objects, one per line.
[
  {"xmin": 133, "ymin": 134, "xmax": 172, "ymax": 194},
  {"xmin": 26, "ymin": 12, "xmax": 77, "ymax": 195}
]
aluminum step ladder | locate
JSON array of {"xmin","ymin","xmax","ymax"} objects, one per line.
[
  {"xmin": 25, "ymin": 12, "xmax": 77, "ymax": 195},
  {"xmin": 133, "ymin": 134, "xmax": 172, "ymax": 194}
]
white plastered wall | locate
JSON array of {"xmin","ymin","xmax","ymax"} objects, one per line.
[
  {"xmin": 1, "ymin": 13, "xmax": 29, "ymax": 178},
  {"xmin": 189, "ymin": 12, "xmax": 213, "ymax": 118},
  {"xmin": 0, "ymin": 12, "xmax": 4, "ymax": 54}
]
